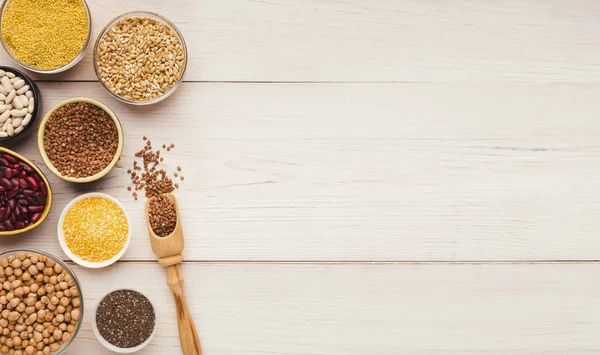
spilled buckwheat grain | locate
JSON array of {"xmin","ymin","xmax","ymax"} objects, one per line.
[{"xmin": 127, "ymin": 137, "xmax": 184, "ymax": 200}]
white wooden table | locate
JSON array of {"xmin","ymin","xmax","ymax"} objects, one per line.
[{"xmin": 1, "ymin": 0, "xmax": 600, "ymax": 353}]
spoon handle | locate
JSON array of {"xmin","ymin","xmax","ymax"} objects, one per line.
[{"xmin": 167, "ymin": 264, "xmax": 202, "ymax": 355}]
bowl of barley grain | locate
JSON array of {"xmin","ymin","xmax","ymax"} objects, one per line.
[
  {"xmin": 94, "ymin": 12, "xmax": 187, "ymax": 105},
  {"xmin": 37, "ymin": 98, "xmax": 123, "ymax": 183}
]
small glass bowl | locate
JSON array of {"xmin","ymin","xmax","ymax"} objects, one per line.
[
  {"xmin": 58, "ymin": 192, "xmax": 131, "ymax": 268},
  {"xmin": 92, "ymin": 289, "xmax": 157, "ymax": 353},
  {"xmin": 0, "ymin": 249, "xmax": 84, "ymax": 354},
  {"xmin": 93, "ymin": 11, "xmax": 188, "ymax": 105},
  {"xmin": 0, "ymin": 0, "xmax": 92, "ymax": 74}
]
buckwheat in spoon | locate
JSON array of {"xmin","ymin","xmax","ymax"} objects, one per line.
[{"xmin": 145, "ymin": 193, "xmax": 201, "ymax": 355}]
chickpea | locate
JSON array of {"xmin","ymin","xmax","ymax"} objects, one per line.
[
  {"xmin": 9, "ymin": 261, "xmax": 20, "ymax": 270},
  {"xmin": 54, "ymin": 292, "xmax": 63, "ymax": 299},
  {"xmin": 14, "ymin": 351, "xmax": 22, "ymax": 355},
  {"xmin": 12, "ymin": 290, "xmax": 22, "ymax": 299},
  {"xmin": 56, "ymin": 306, "xmax": 65, "ymax": 315},
  {"xmin": 43, "ymin": 314, "xmax": 52, "ymax": 323},
  {"xmin": 0, "ymin": 260, "xmax": 7, "ymax": 269},
  {"xmin": 48, "ymin": 343, "xmax": 59, "ymax": 352},
  {"xmin": 21, "ymin": 259, "xmax": 31, "ymax": 269},
  {"xmin": 4, "ymin": 338, "xmax": 12, "ymax": 348},
  {"xmin": 12, "ymin": 338, "xmax": 20, "ymax": 347},
  {"xmin": 0, "ymin": 345, "xmax": 8, "ymax": 354},
  {"xmin": 20, "ymin": 273, "xmax": 30, "ymax": 283},
  {"xmin": 14, "ymin": 304, "xmax": 25, "ymax": 314},
  {"xmin": 47, "ymin": 278, "xmax": 55, "ymax": 287},
  {"xmin": 24, "ymin": 346, "xmax": 34, "ymax": 355},
  {"xmin": 0, "ymin": 297, "xmax": 5, "ymax": 306},
  {"xmin": 2, "ymin": 283, "xmax": 9, "ymax": 292},
  {"xmin": 58, "ymin": 323, "xmax": 66, "ymax": 332},
  {"xmin": 11, "ymin": 270, "xmax": 20, "ymax": 278},
  {"xmin": 63, "ymin": 289, "xmax": 70, "ymax": 298},
  {"xmin": 42, "ymin": 347, "xmax": 49, "ymax": 355},
  {"xmin": 0, "ymin": 329, "xmax": 7, "ymax": 337},
  {"xmin": 33, "ymin": 276, "xmax": 42, "ymax": 286},
  {"xmin": 35, "ymin": 288, "xmax": 44, "ymax": 297},
  {"xmin": 71, "ymin": 298, "xmax": 79, "ymax": 308},
  {"xmin": 3, "ymin": 295, "xmax": 11, "ymax": 303},
  {"xmin": 3, "ymin": 269, "xmax": 11, "ymax": 278},
  {"xmin": 7, "ymin": 312, "xmax": 19, "ymax": 322},
  {"xmin": 7, "ymin": 299, "xmax": 18, "ymax": 310},
  {"xmin": 58, "ymin": 298, "xmax": 69, "ymax": 308}
]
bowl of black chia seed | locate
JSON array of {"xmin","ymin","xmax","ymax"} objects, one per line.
[{"xmin": 92, "ymin": 289, "xmax": 157, "ymax": 353}]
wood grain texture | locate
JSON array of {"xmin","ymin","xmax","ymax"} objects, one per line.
[
  {"xmin": 2, "ymin": 0, "xmax": 600, "ymax": 82},
  {"xmin": 1, "ymin": 82, "xmax": 599, "ymax": 261},
  {"xmin": 64, "ymin": 262, "xmax": 600, "ymax": 355}
]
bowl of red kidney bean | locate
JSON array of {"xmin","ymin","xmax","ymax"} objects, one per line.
[{"xmin": 0, "ymin": 147, "xmax": 52, "ymax": 235}]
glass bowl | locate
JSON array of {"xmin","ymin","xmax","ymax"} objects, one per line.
[
  {"xmin": 0, "ymin": 66, "xmax": 41, "ymax": 143},
  {"xmin": 0, "ymin": 0, "xmax": 92, "ymax": 74},
  {"xmin": 93, "ymin": 11, "xmax": 188, "ymax": 105},
  {"xmin": 0, "ymin": 249, "xmax": 84, "ymax": 354}
]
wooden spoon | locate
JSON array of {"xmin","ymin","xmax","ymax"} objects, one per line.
[{"xmin": 145, "ymin": 193, "xmax": 201, "ymax": 355}]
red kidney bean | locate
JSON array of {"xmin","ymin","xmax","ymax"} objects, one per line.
[
  {"xmin": 0, "ymin": 178, "xmax": 11, "ymax": 189},
  {"xmin": 28, "ymin": 205, "xmax": 45, "ymax": 213},
  {"xmin": 25, "ymin": 176, "xmax": 39, "ymax": 191},
  {"xmin": 31, "ymin": 213, "xmax": 41, "ymax": 223},
  {"xmin": 0, "ymin": 152, "xmax": 48, "ymax": 231},
  {"xmin": 2, "ymin": 154, "xmax": 18, "ymax": 164}
]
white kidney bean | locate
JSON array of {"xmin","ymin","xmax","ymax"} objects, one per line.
[
  {"xmin": 12, "ymin": 97, "xmax": 23, "ymax": 110},
  {"xmin": 5, "ymin": 89, "xmax": 16, "ymax": 104},
  {"xmin": 12, "ymin": 79, "xmax": 25, "ymax": 90},
  {"xmin": 0, "ymin": 71, "xmax": 35, "ymax": 139},
  {"xmin": 16, "ymin": 85, "xmax": 29, "ymax": 95},
  {"xmin": 10, "ymin": 109, "xmax": 27, "ymax": 117},
  {"xmin": 22, "ymin": 114, "xmax": 31, "ymax": 127},
  {"xmin": 0, "ymin": 111, "xmax": 10, "ymax": 123},
  {"xmin": 1, "ymin": 77, "xmax": 11, "ymax": 92}
]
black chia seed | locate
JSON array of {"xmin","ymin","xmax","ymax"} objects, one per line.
[{"xmin": 96, "ymin": 289, "xmax": 156, "ymax": 348}]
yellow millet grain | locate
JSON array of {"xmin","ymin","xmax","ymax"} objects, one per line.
[
  {"xmin": 63, "ymin": 197, "xmax": 128, "ymax": 262},
  {"xmin": 1, "ymin": 0, "xmax": 89, "ymax": 70}
]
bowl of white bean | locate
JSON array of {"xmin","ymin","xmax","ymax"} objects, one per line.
[{"xmin": 0, "ymin": 66, "xmax": 40, "ymax": 143}]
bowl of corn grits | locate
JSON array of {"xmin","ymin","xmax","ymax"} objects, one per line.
[
  {"xmin": 0, "ymin": 0, "xmax": 92, "ymax": 73},
  {"xmin": 58, "ymin": 193, "xmax": 131, "ymax": 268}
]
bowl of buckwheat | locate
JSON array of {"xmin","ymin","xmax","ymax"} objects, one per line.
[
  {"xmin": 94, "ymin": 11, "xmax": 188, "ymax": 105},
  {"xmin": 37, "ymin": 97, "xmax": 123, "ymax": 183}
]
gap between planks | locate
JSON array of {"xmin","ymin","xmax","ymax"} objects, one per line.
[{"xmin": 63, "ymin": 260, "xmax": 600, "ymax": 265}]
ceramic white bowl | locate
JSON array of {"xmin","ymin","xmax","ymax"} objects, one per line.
[
  {"xmin": 58, "ymin": 192, "xmax": 131, "ymax": 268},
  {"xmin": 92, "ymin": 288, "xmax": 157, "ymax": 353}
]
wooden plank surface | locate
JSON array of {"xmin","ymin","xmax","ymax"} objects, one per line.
[
  {"xmin": 64, "ymin": 262, "xmax": 600, "ymax": 355},
  {"xmin": 1, "ymin": 82, "xmax": 600, "ymax": 261},
  {"xmin": 2, "ymin": 0, "xmax": 600, "ymax": 82}
]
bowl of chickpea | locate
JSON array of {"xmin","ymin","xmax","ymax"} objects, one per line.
[{"xmin": 0, "ymin": 249, "xmax": 83, "ymax": 354}]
